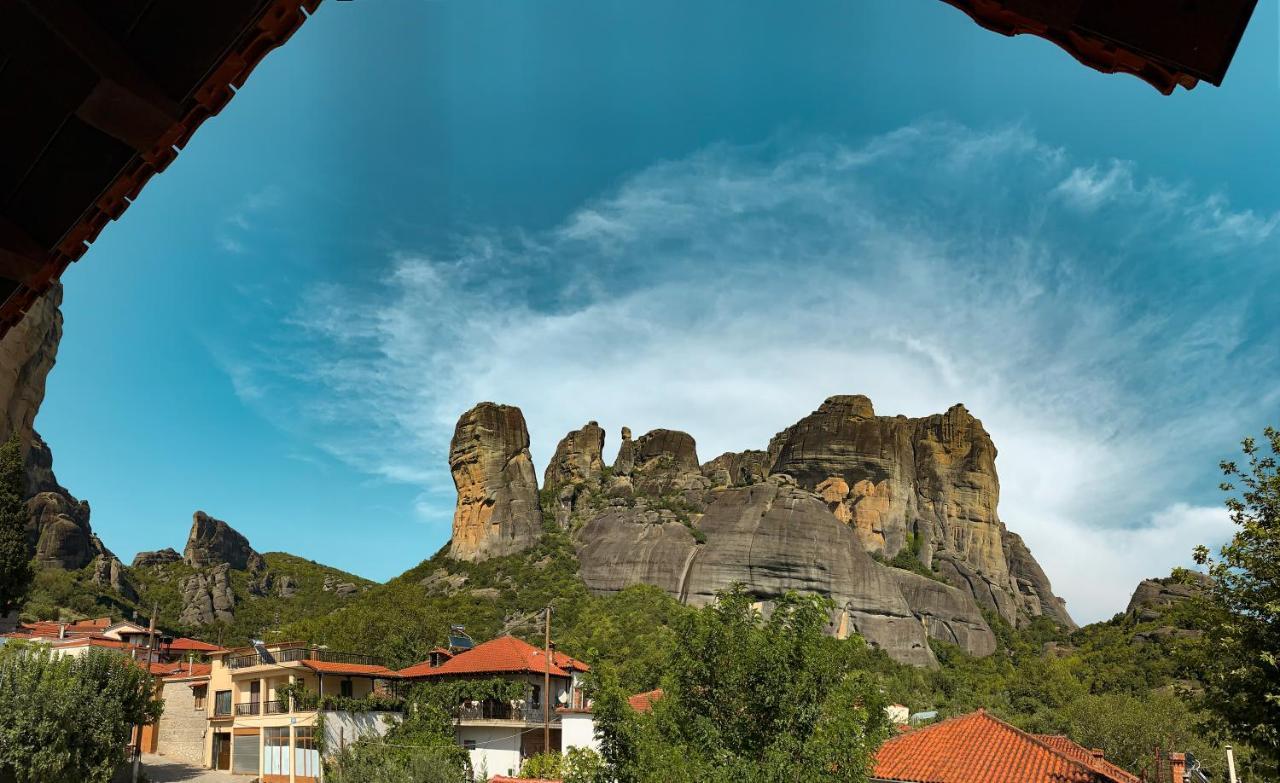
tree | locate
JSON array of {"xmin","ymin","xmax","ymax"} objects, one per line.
[
  {"xmin": 1191, "ymin": 427, "xmax": 1280, "ymax": 764},
  {"xmin": 0, "ymin": 648, "xmax": 163, "ymax": 783},
  {"xmin": 1061, "ymin": 690, "xmax": 1212, "ymax": 774},
  {"xmin": 0, "ymin": 434, "xmax": 31, "ymax": 616},
  {"xmin": 593, "ymin": 587, "xmax": 893, "ymax": 783}
]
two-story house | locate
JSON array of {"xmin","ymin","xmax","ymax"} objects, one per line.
[
  {"xmin": 204, "ymin": 641, "xmax": 403, "ymax": 781},
  {"xmin": 398, "ymin": 635, "xmax": 589, "ymax": 779}
]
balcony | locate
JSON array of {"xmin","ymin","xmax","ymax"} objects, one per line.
[
  {"xmin": 234, "ymin": 702, "xmax": 261, "ymax": 716},
  {"xmin": 264, "ymin": 699, "xmax": 288, "ymax": 715},
  {"xmin": 227, "ymin": 646, "xmax": 385, "ymax": 670},
  {"xmin": 456, "ymin": 702, "xmax": 560, "ymax": 724}
]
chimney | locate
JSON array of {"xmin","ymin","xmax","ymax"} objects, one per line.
[
  {"xmin": 58, "ymin": 623, "xmax": 66, "ymax": 640},
  {"xmin": 1090, "ymin": 749, "xmax": 1105, "ymax": 761},
  {"xmin": 1169, "ymin": 752, "xmax": 1187, "ymax": 783}
]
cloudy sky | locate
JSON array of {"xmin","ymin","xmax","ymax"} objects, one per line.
[{"xmin": 38, "ymin": 0, "xmax": 1280, "ymax": 623}]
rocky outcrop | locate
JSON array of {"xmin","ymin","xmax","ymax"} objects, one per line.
[
  {"xmin": 701, "ymin": 450, "xmax": 770, "ymax": 488},
  {"xmin": 91, "ymin": 555, "xmax": 136, "ymax": 601},
  {"xmin": 26, "ymin": 480, "xmax": 106, "ymax": 569},
  {"xmin": 0, "ymin": 285, "xmax": 61, "ymax": 448},
  {"xmin": 132, "ymin": 548, "xmax": 182, "ymax": 569},
  {"xmin": 447, "ymin": 403, "xmax": 543, "ymax": 561},
  {"xmin": 577, "ymin": 475, "xmax": 996, "ymax": 666},
  {"xmin": 767, "ymin": 396, "xmax": 1072, "ymax": 628},
  {"xmin": 1126, "ymin": 573, "xmax": 1210, "ymax": 622},
  {"xmin": 890, "ymin": 570, "xmax": 996, "ymax": 656},
  {"xmin": 183, "ymin": 511, "xmax": 265, "ymax": 572},
  {"xmin": 544, "ymin": 422, "xmax": 606, "ymax": 489},
  {"xmin": 178, "ymin": 563, "xmax": 235, "ymax": 626}
]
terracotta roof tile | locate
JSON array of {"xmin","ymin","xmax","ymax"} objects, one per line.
[
  {"xmin": 628, "ymin": 688, "xmax": 663, "ymax": 713},
  {"xmin": 873, "ymin": 710, "xmax": 1115, "ymax": 783},
  {"xmin": 1033, "ymin": 734, "xmax": 1141, "ymax": 783},
  {"xmin": 399, "ymin": 636, "xmax": 583, "ymax": 679},
  {"xmin": 165, "ymin": 637, "xmax": 224, "ymax": 653},
  {"xmin": 299, "ymin": 660, "xmax": 402, "ymax": 678}
]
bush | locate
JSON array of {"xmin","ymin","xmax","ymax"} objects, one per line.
[{"xmin": 0, "ymin": 649, "xmax": 163, "ymax": 783}]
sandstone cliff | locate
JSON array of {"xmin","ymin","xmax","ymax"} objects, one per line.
[
  {"xmin": 767, "ymin": 396, "xmax": 1073, "ymax": 629},
  {"xmin": 184, "ymin": 511, "xmax": 266, "ymax": 572},
  {"xmin": 447, "ymin": 402, "xmax": 543, "ymax": 561},
  {"xmin": 446, "ymin": 396, "xmax": 1070, "ymax": 665},
  {"xmin": 24, "ymin": 432, "xmax": 108, "ymax": 569},
  {"xmin": 1126, "ymin": 572, "xmax": 1211, "ymax": 622}
]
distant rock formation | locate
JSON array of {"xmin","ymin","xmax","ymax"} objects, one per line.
[
  {"xmin": 447, "ymin": 403, "xmax": 543, "ymax": 561},
  {"xmin": 91, "ymin": 555, "xmax": 136, "ymax": 601},
  {"xmin": 184, "ymin": 511, "xmax": 265, "ymax": 572},
  {"xmin": 132, "ymin": 548, "xmax": 182, "ymax": 569},
  {"xmin": 24, "ymin": 432, "xmax": 108, "ymax": 570},
  {"xmin": 0, "ymin": 285, "xmax": 61, "ymax": 448},
  {"xmin": 767, "ymin": 396, "xmax": 1074, "ymax": 629},
  {"xmin": 544, "ymin": 421, "xmax": 606, "ymax": 489},
  {"xmin": 1126, "ymin": 573, "xmax": 1211, "ymax": 622},
  {"xmin": 179, "ymin": 563, "xmax": 235, "ymax": 626}
]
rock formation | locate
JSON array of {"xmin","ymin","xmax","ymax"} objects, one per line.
[
  {"xmin": 90, "ymin": 555, "xmax": 136, "ymax": 601},
  {"xmin": 24, "ymin": 433, "xmax": 107, "ymax": 570},
  {"xmin": 1126, "ymin": 573, "xmax": 1211, "ymax": 622},
  {"xmin": 0, "ymin": 285, "xmax": 61, "ymax": 448},
  {"xmin": 576, "ymin": 474, "xmax": 995, "ymax": 666},
  {"xmin": 544, "ymin": 421, "xmax": 606, "ymax": 489},
  {"xmin": 183, "ymin": 511, "xmax": 265, "ymax": 572},
  {"xmin": 132, "ymin": 548, "xmax": 182, "ymax": 568},
  {"xmin": 178, "ymin": 563, "xmax": 236, "ymax": 626},
  {"xmin": 447, "ymin": 403, "xmax": 543, "ymax": 561},
  {"xmin": 767, "ymin": 396, "xmax": 1073, "ymax": 629}
]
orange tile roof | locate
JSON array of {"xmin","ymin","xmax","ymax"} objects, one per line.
[
  {"xmin": 873, "ymin": 710, "xmax": 1119, "ymax": 783},
  {"xmin": 159, "ymin": 663, "xmax": 213, "ymax": 680},
  {"xmin": 299, "ymin": 660, "xmax": 402, "ymax": 679},
  {"xmin": 165, "ymin": 637, "xmax": 224, "ymax": 653},
  {"xmin": 628, "ymin": 688, "xmax": 664, "ymax": 713},
  {"xmin": 1033, "ymin": 735, "xmax": 1141, "ymax": 783},
  {"xmin": 399, "ymin": 636, "xmax": 586, "ymax": 679}
]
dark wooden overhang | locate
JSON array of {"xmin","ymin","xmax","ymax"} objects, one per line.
[
  {"xmin": 939, "ymin": 0, "xmax": 1258, "ymax": 95},
  {"xmin": 0, "ymin": 0, "xmax": 321, "ymax": 338}
]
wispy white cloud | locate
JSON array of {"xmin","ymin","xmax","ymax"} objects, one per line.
[
  {"xmin": 221, "ymin": 120, "xmax": 1279, "ymax": 622},
  {"xmin": 214, "ymin": 185, "xmax": 283, "ymax": 254}
]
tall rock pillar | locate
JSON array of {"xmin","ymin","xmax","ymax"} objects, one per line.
[{"xmin": 448, "ymin": 403, "xmax": 543, "ymax": 561}]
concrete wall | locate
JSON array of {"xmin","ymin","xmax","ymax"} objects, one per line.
[
  {"xmin": 154, "ymin": 678, "xmax": 208, "ymax": 764},
  {"xmin": 457, "ymin": 726, "xmax": 523, "ymax": 779},
  {"xmin": 561, "ymin": 712, "xmax": 599, "ymax": 754},
  {"xmin": 322, "ymin": 710, "xmax": 401, "ymax": 755}
]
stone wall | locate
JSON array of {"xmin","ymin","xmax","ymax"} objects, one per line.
[{"xmin": 154, "ymin": 678, "xmax": 208, "ymax": 765}]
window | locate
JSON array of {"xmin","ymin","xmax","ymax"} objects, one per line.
[
  {"xmin": 264, "ymin": 727, "xmax": 289, "ymax": 776},
  {"xmin": 530, "ymin": 684, "xmax": 541, "ymax": 706},
  {"xmin": 193, "ymin": 685, "xmax": 207, "ymax": 710},
  {"xmin": 340, "ymin": 679, "xmax": 353, "ymax": 698},
  {"xmin": 295, "ymin": 727, "xmax": 320, "ymax": 778},
  {"xmin": 214, "ymin": 690, "xmax": 232, "ymax": 716}
]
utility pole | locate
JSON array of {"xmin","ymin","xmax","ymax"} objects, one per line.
[
  {"xmin": 132, "ymin": 606, "xmax": 158, "ymax": 783},
  {"xmin": 1226, "ymin": 745, "xmax": 1239, "ymax": 783},
  {"xmin": 543, "ymin": 606, "xmax": 552, "ymax": 755}
]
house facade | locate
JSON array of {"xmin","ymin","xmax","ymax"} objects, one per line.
[
  {"xmin": 202, "ymin": 641, "xmax": 402, "ymax": 782},
  {"xmin": 399, "ymin": 635, "xmax": 590, "ymax": 779}
]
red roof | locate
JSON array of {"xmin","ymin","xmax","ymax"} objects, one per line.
[
  {"xmin": 159, "ymin": 663, "xmax": 213, "ymax": 680},
  {"xmin": 299, "ymin": 660, "xmax": 402, "ymax": 679},
  {"xmin": 873, "ymin": 710, "xmax": 1125, "ymax": 783},
  {"xmin": 165, "ymin": 637, "xmax": 224, "ymax": 653},
  {"xmin": 1034, "ymin": 735, "xmax": 1141, "ymax": 783},
  {"xmin": 399, "ymin": 636, "xmax": 588, "ymax": 679},
  {"xmin": 628, "ymin": 688, "xmax": 664, "ymax": 713}
]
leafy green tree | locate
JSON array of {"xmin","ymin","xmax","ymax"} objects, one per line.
[
  {"xmin": 324, "ymin": 683, "xmax": 471, "ymax": 783},
  {"xmin": 1061, "ymin": 690, "xmax": 1212, "ymax": 774},
  {"xmin": 0, "ymin": 434, "xmax": 32, "ymax": 616},
  {"xmin": 594, "ymin": 587, "xmax": 893, "ymax": 783},
  {"xmin": 0, "ymin": 648, "xmax": 163, "ymax": 783},
  {"xmin": 519, "ymin": 748, "xmax": 604, "ymax": 782},
  {"xmin": 1191, "ymin": 427, "xmax": 1280, "ymax": 763}
]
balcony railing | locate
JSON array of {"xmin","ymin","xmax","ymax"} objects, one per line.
[
  {"xmin": 264, "ymin": 699, "xmax": 288, "ymax": 715},
  {"xmin": 228, "ymin": 646, "xmax": 384, "ymax": 669},
  {"xmin": 234, "ymin": 702, "xmax": 261, "ymax": 716},
  {"xmin": 456, "ymin": 702, "xmax": 561, "ymax": 724}
]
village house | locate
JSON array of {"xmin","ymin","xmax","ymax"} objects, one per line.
[
  {"xmin": 398, "ymin": 635, "xmax": 591, "ymax": 778},
  {"xmin": 202, "ymin": 640, "xmax": 403, "ymax": 781}
]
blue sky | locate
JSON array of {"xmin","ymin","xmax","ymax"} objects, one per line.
[{"xmin": 37, "ymin": 0, "xmax": 1280, "ymax": 623}]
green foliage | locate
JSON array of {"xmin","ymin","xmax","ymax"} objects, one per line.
[
  {"xmin": 1060, "ymin": 690, "xmax": 1213, "ymax": 775},
  {"xmin": 594, "ymin": 587, "xmax": 893, "ymax": 783},
  {"xmin": 517, "ymin": 748, "xmax": 605, "ymax": 782},
  {"xmin": 0, "ymin": 648, "xmax": 163, "ymax": 783},
  {"xmin": 325, "ymin": 710, "xmax": 469, "ymax": 783},
  {"xmin": 1190, "ymin": 427, "xmax": 1280, "ymax": 766},
  {"xmin": 0, "ymin": 435, "xmax": 33, "ymax": 615},
  {"xmin": 276, "ymin": 680, "xmax": 405, "ymax": 713},
  {"xmin": 559, "ymin": 584, "xmax": 691, "ymax": 694}
]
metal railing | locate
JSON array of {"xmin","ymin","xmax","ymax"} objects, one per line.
[
  {"xmin": 228, "ymin": 646, "xmax": 383, "ymax": 669},
  {"xmin": 264, "ymin": 699, "xmax": 288, "ymax": 715},
  {"xmin": 455, "ymin": 702, "xmax": 560, "ymax": 724},
  {"xmin": 234, "ymin": 702, "xmax": 261, "ymax": 716}
]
